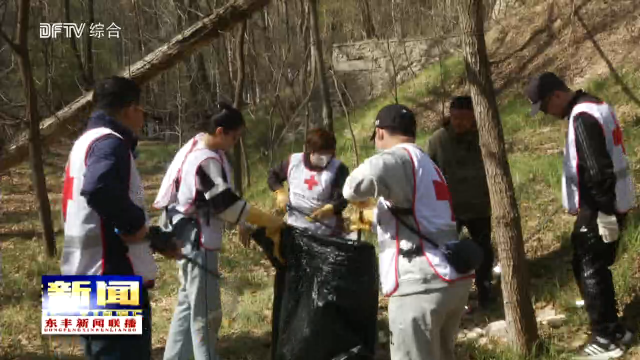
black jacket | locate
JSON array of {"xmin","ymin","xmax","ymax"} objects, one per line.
[{"xmin": 565, "ymin": 91, "xmax": 617, "ymax": 215}]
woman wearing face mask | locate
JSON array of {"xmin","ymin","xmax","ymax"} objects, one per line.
[
  {"xmin": 268, "ymin": 128, "xmax": 350, "ymax": 235},
  {"xmin": 154, "ymin": 102, "xmax": 285, "ymax": 360}
]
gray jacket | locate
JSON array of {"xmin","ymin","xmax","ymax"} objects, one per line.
[{"xmin": 343, "ymin": 144, "xmax": 450, "ymax": 295}]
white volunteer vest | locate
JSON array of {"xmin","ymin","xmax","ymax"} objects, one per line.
[
  {"xmin": 287, "ymin": 153, "xmax": 339, "ymax": 235},
  {"xmin": 563, "ymin": 102, "xmax": 635, "ymax": 214},
  {"xmin": 173, "ymin": 136, "xmax": 235, "ymax": 251},
  {"xmin": 376, "ymin": 144, "xmax": 473, "ymax": 296},
  {"xmin": 61, "ymin": 127, "xmax": 157, "ymax": 283}
]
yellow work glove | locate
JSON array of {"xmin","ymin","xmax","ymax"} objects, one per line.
[
  {"xmin": 350, "ymin": 198, "xmax": 376, "ymax": 210},
  {"xmin": 274, "ymin": 188, "xmax": 288, "ymax": 212},
  {"xmin": 349, "ymin": 208, "xmax": 375, "ymax": 232},
  {"xmin": 306, "ymin": 204, "xmax": 335, "ymax": 222},
  {"xmin": 245, "ymin": 206, "xmax": 286, "ymax": 263}
]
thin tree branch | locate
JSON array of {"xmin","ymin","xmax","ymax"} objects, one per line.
[{"xmin": 0, "ymin": 27, "xmax": 18, "ymax": 53}]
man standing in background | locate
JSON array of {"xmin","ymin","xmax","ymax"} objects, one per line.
[
  {"xmin": 526, "ymin": 72, "xmax": 635, "ymax": 359},
  {"xmin": 427, "ymin": 96, "xmax": 495, "ymax": 310}
]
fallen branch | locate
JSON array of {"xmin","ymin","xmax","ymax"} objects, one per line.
[{"xmin": 0, "ymin": 0, "xmax": 271, "ymax": 172}]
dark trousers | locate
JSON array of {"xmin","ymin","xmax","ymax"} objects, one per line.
[
  {"xmin": 82, "ymin": 289, "xmax": 152, "ymax": 360},
  {"xmin": 456, "ymin": 217, "xmax": 494, "ymax": 292},
  {"xmin": 571, "ymin": 209, "xmax": 625, "ymax": 338}
]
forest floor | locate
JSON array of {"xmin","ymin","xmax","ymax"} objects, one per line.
[{"xmin": 3, "ymin": 0, "xmax": 640, "ymax": 359}]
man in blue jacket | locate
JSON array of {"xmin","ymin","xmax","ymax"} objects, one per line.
[{"xmin": 61, "ymin": 76, "xmax": 177, "ymax": 359}]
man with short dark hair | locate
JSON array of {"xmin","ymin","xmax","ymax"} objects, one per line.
[
  {"xmin": 526, "ymin": 72, "xmax": 636, "ymax": 359},
  {"xmin": 61, "ymin": 76, "xmax": 176, "ymax": 359},
  {"xmin": 345, "ymin": 104, "xmax": 473, "ymax": 360},
  {"xmin": 427, "ymin": 96, "xmax": 494, "ymax": 310}
]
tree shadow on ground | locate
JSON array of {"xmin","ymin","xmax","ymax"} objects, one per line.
[
  {"xmin": 0, "ymin": 231, "xmax": 37, "ymax": 240},
  {"xmin": 527, "ymin": 233, "xmax": 575, "ymax": 305},
  {"xmin": 0, "ymin": 208, "xmax": 42, "ymax": 225},
  {"xmin": 216, "ymin": 331, "xmax": 272, "ymax": 360},
  {"xmin": 456, "ymin": 233, "xmax": 574, "ymax": 331},
  {"xmin": 621, "ymin": 295, "xmax": 640, "ymax": 333},
  {"xmin": 3, "ymin": 354, "xmax": 85, "ymax": 360},
  {"xmin": 490, "ymin": 0, "xmax": 640, "ymax": 98},
  {"xmin": 151, "ymin": 346, "xmax": 166, "ymax": 360}
]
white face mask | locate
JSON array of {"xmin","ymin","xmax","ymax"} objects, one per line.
[{"xmin": 310, "ymin": 153, "xmax": 332, "ymax": 168}]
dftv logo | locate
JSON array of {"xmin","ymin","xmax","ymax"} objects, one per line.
[{"xmin": 39, "ymin": 23, "xmax": 85, "ymax": 39}]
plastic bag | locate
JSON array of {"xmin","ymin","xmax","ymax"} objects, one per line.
[{"xmin": 252, "ymin": 227, "xmax": 379, "ymax": 360}]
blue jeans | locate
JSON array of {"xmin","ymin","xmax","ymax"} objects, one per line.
[
  {"xmin": 163, "ymin": 242, "xmax": 222, "ymax": 360},
  {"xmin": 82, "ymin": 289, "xmax": 152, "ymax": 360}
]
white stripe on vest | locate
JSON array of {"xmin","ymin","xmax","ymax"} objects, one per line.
[
  {"xmin": 563, "ymin": 102, "xmax": 636, "ymax": 214},
  {"xmin": 287, "ymin": 153, "xmax": 339, "ymax": 235},
  {"xmin": 169, "ymin": 134, "xmax": 234, "ymax": 251},
  {"xmin": 61, "ymin": 127, "xmax": 157, "ymax": 283},
  {"xmin": 375, "ymin": 144, "xmax": 474, "ymax": 296},
  {"xmin": 153, "ymin": 135, "xmax": 201, "ymax": 210}
]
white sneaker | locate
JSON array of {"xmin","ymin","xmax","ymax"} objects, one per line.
[{"xmin": 573, "ymin": 336, "xmax": 624, "ymax": 360}]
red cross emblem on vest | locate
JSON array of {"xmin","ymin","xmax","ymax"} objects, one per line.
[
  {"xmin": 433, "ymin": 168, "xmax": 455, "ymax": 222},
  {"xmin": 304, "ymin": 174, "xmax": 319, "ymax": 190},
  {"xmin": 62, "ymin": 164, "xmax": 74, "ymax": 221},
  {"xmin": 612, "ymin": 124, "xmax": 626, "ymax": 154}
]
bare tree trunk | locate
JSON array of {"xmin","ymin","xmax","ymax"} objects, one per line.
[
  {"xmin": 85, "ymin": 0, "xmax": 95, "ymax": 87},
  {"xmin": 308, "ymin": 0, "xmax": 333, "ymax": 132},
  {"xmin": 385, "ymin": 39, "xmax": 399, "ymax": 104},
  {"xmin": 183, "ymin": 0, "xmax": 215, "ymax": 118},
  {"xmin": 232, "ymin": 20, "xmax": 247, "ymax": 198},
  {"xmin": 357, "ymin": 0, "xmax": 376, "ymax": 39},
  {"xmin": 456, "ymin": 0, "xmax": 539, "ymax": 354},
  {"xmin": 133, "ymin": 0, "xmax": 145, "ymax": 56},
  {"xmin": 232, "ymin": 20, "xmax": 252, "ymax": 247},
  {"xmin": 176, "ymin": 68, "xmax": 184, "ymax": 147},
  {"xmin": 41, "ymin": 1, "xmax": 52, "ymax": 103},
  {"xmin": 1, "ymin": 0, "xmax": 57, "ymax": 257},
  {"xmin": 64, "ymin": 0, "xmax": 90, "ymax": 90},
  {"xmin": 330, "ymin": 70, "xmax": 358, "ymax": 165},
  {"xmin": 391, "ymin": 0, "xmax": 403, "ymax": 39},
  {"xmin": 0, "ymin": 0, "xmax": 272, "ymax": 172}
]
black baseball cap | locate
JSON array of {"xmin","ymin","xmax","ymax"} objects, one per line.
[
  {"xmin": 525, "ymin": 72, "xmax": 570, "ymax": 116},
  {"xmin": 370, "ymin": 104, "xmax": 417, "ymax": 141}
]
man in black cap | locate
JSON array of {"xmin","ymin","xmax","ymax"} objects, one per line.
[
  {"xmin": 526, "ymin": 72, "xmax": 635, "ymax": 359},
  {"xmin": 344, "ymin": 104, "xmax": 473, "ymax": 360}
]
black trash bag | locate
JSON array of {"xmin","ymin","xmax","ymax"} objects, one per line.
[{"xmin": 252, "ymin": 226, "xmax": 379, "ymax": 360}]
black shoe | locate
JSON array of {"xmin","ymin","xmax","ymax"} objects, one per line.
[
  {"xmin": 477, "ymin": 281, "xmax": 493, "ymax": 309},
  {"xmin": 573, "ymin": 336, "xmax": 625, "ymax": 359},
  {"xmin": 612, "ymin": 325, "xmax": 635, "ymax": 348}
]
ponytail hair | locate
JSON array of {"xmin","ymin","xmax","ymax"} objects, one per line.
[{"xmin": 204, "ymin": 101, "xmax": 245, "ymax": 134}]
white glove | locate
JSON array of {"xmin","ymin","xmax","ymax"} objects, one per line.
[{"xmin": 597, "ymin": 212, "xmax": 620, "ymax": 243}]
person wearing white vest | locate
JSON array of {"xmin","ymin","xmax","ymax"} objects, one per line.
[
  {"xmin": 526, "ymin": 72, "xmax": 636, "ymax": 359},
  {"xmin": 61, "ymin": 77, "xmax": 179, "ymax": 360},
  {"xmin": 268, "ymin": 128, "xmax": 350, "ymax": 236},
  {"xmin": 344, "ymin": 104, "xmax": 474, "ymax": 360},
  {"xmin": 155, "ymin": 102, "xmax": 285, "ymax": 360}
]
